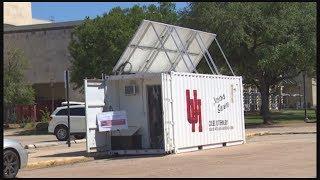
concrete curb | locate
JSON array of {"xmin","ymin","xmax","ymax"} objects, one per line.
[
  {"xmin": 25, "ymin": 131, "xmax": 315, "ymax": 149},
  {"xmin": 25, "ymin": 139, "xmax": 86, "ymax": 149},
  {"xmin": 26, "ymin": 156, "xmax": 93, "ymax": 169},
  {"xmin": 245, "ymin": 131, "xmax": 316, "ymax": 138},
  {"xmin": 245, "ymin": 131, "xmax": 270, "ymax": 138},
  {"xmin": 263, "ymin": 131, "xmax": 316, "ymax": 135}
]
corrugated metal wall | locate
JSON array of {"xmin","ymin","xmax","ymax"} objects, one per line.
[
  {"xmin": 161, "ymin": 73, "xmax": 175, "ymax": 152},
  {"xmin": 85, "ymin": 72, "xmax": 245, "ymax": 154},
  {"xmin": 167, "ymin": 72, "xmax": 245, "ymax": 152},
  {"xmin": 85, "ymin": 79, "xmax": 110, "ymax": 153}
]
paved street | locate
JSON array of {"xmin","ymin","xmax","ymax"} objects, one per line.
[
  {"xmin": 18, "ymin": 134, "xmax": 316, "ymax": 178},
  {"xmin": 4, "ymin": 129, "xmax": 79, "ymax": 147},
  {"xmin": 5, "ymin": 122, "xmax": 315, "ymax": 147}
]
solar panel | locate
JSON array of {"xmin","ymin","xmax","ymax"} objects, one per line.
[{"xmin": 112, "ymin": 20, "xmax": 216, "ymax": 74}]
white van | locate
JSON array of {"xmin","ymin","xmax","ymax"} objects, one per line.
[{"xmin": 48, "ymin": 105, "xmax": 86, "ymax": 141}]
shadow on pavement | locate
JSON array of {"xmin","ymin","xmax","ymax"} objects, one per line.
[
  {"xmin": 38, "ymin": 150, "xmax": 87, "ymax": 158},
  {"xmin": 245, "ymin": 124, "xmax": 284, "ymax": 129},
  {"xmin": 36, "ymin": 140, "xmax": 60, "ymax": 143},
  {"xmin": 38, "ymin": 150, "xmax": 165, "ymax": 160},
  {"xmin": 94, "ymin": 154, "xmax": 166, "ymax": 161},
  {"xmin": 5, "ymin": 129, "xmax": 50, "ymax": 136}
]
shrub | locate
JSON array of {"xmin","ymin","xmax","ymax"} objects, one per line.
[
  {"xmin": 23, "ymin": 122, "xmax": 36, "ymax": 129},
  {"xmin": 40, "ymin": 108, "xmax": 51, "ymax": 123},
  {"xmin": 36, "ymin": 122, "xmax": 49, "ymax": 132}
]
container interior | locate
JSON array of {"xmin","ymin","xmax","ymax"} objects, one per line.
[{"xmin": 106, "ymin": 74, "xmax": 164, "ymax": 150}]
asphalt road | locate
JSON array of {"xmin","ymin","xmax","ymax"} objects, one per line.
[
  {"xmin": 4, "ymin": 129, "xmax": 78, "ymax": 146},
  {"xmin": 18, "ymin": 134, "xmax": 316, "ymax": 178}
]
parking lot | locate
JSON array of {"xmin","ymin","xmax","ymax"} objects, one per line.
[{"xmin": 18, "ymin": 134, "xmax": 316, "ymax": 178}]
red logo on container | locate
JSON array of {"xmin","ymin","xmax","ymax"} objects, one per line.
[{"xmin": 186, "ymin": 90, "xmax": 202, "ymax": 132}]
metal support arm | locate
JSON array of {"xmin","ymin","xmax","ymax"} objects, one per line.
[{"xmin": 214, "ymin": 38, "xmax": 235, "ymax": 76}]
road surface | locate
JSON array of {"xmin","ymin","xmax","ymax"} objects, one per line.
[
  {"xmin": 4, "ymin": 129, "xmax": 79, "ymax": 146},
  {"xmin": 18, "ymin": 134, "xmax": 316, "ymax": 178}
]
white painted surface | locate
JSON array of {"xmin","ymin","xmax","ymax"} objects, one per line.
[
  {"xmin": 85, "ymin": 72, "xmax": 245, "ymax": 154},
  {"xmin": 106, "ymin": 74, "xmax": 162, "ymax": 149},
  {"xmin": 161, "ymin": 73, "xmax": 175, "ymax": 152},
  {"xmin": 84, "ymin": 79, "xmax": 110, "ymax": 153},
  {"xmin": 167, "ymin": 72, "xmax": 245, "ymax": 153}
]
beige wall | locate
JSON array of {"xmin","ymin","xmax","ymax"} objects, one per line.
[
  {"xmin": 4, "ymin": 28, "xmax": 84, "ymax": 101},
  {"xmin": 4, "ymin": 29, "xmax": 72, "ymax": 83},
  {"xmin": 4, "ymin": 2, "xmax": 51, "ymax": 26},
  {"xmin": 32, "ymin": 82, "xmax": 82, "ymax": 102},
  {"xmin": 3, "ymin": 2, "xmax": 32, "ymax": 25}
]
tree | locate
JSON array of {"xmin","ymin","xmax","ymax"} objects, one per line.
[
  {"xmin": 4, "ymin": 48, "xmax": 35, "ymax": 110},
  {"xmin": 180, "ymin": 2, "xmax": 316, "ymax": 124},
  {"xmin": 69, "ymin": 2, "xmax": 179, "ymax": 91}
]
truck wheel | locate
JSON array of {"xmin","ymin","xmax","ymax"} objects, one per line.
[
  {"xmin": 74, "ymin": 134, "xmax": 85, "ymax": 139},
  {"xmin": 55, "ymin": 125, "xmax": 69, "ymax": 141}
]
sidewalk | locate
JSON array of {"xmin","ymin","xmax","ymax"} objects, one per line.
[
  {"xmin": 26, "ymin": 142, "xmax": 92, "ymax": 169},
  {"xmin": 24, "ymin": 122, "xmax": 316, "ymax": 169},
  {"xmin": 245, "ymin": 122, "xmax": 316, "ymax": 136}
]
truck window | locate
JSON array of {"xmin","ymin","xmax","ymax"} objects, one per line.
[
  {"xmin": 70, "ymin": 108, "xmax": 85, "ymax": 116},
  {"xmin": 56, "ymin": 109, "xmax": 67, "ymax": 116},
  {"xmin": 55, "ymin": 107, "xmax": 85, "ymax": 116}
]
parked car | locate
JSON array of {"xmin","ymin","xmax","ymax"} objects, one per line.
[
  {"xmin": 3, "ymin": 139, "xmax": 28, "ymax": 178},
  {"xmin": 61, "ymin": 101, "xmax": 85, "ymax": 106},
  {"xmin": 48, "ymin": 104, "xmax": 86, "ymax": 141}
]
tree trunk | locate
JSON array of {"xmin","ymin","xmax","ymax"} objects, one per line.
[{"xmin": 259, "ymin": 84, "xmax": 273, "ymax": 124}]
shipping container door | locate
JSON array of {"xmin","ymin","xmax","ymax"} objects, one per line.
[
  {"xmin": 170, "ymin": 72, "xmax": 245, "ymax": 152},
  {"xmin": 161, "ymin": 73, "xmax": 175, "ymax": 152},
  {"xmin": 147, "ymin": 85, "xmax": 163, "ymax": 149},
  {"xmin": 84, "ymin": 79, "xmax": 110, "ymax": 153},
  {"xmin": 237, "ymin": 77, "xmax": 246, "ymax": 142}
]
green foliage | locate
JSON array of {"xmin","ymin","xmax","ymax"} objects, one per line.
[
  {"xmin": 181, "ymin": 2, "xmax": 316, "ymax": 85},
  {"xmin": 181, "ymin": 2, "xmax": 316, "ymax": 123},
  {"xmin": 68, "ymin": 2, "xmax": 316, "ymax": 123},
  {"xmin": 39, "ymin": 108, "xmax": 51, "ymax": 123},
  {"xmin": 69, "ymin": 2, "xmax": 179, "ymax": 90},
  {"xmin": 23, "ymin": 121, "xmax": 36, "ymax": 129},
  {"xmin": 245, "ymin": 109, "xmax": 317, "ymax": 126},
  {"xmin": 4, "ymin": 48, "xmax": 35, "ymax": 106},
  {"xmin": 19, "ymin": 120, "xmax": 36, "ymax": 129}
]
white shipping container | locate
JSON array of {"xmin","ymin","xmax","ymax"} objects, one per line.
[
  {"xmin": 164, "ymin": 72, "xmax": 245, "ymax": 153},
  {"xmin": 85, "ymin": 20, "xmax": 245, "ymax": 155},
  {"xmin": 85, "ymin": 71, "xmax": 245, "ymax": 154}
]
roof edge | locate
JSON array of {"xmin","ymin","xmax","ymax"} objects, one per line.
[{"xmin": 4, "ymin": 20, "xmax": 84, "ymax": 33}]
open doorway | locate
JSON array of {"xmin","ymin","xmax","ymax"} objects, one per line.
[{"xmin": 147, "ymin": 85, "xmax": 164, "ymax": 149}]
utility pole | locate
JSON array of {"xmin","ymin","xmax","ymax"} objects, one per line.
[
  {"xmin": 303, "ymin": 71, "xmax": 309, "ymax": 122},
  {"xmin": 64, "ymin": 70, "xmax": 71, "ymax": 147},
  {"xmin": 50, "ymin": 77, "xmax": 54, "ymax": 113}
]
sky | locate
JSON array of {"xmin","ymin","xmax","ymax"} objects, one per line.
[{"xmin": 31, "ymin": 2, "xmax": 189, "ymax": 22}]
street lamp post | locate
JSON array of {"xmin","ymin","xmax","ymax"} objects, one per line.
[{"xmin": 303, "ymin": 71, "xmax": 309, "ymax": 122}]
